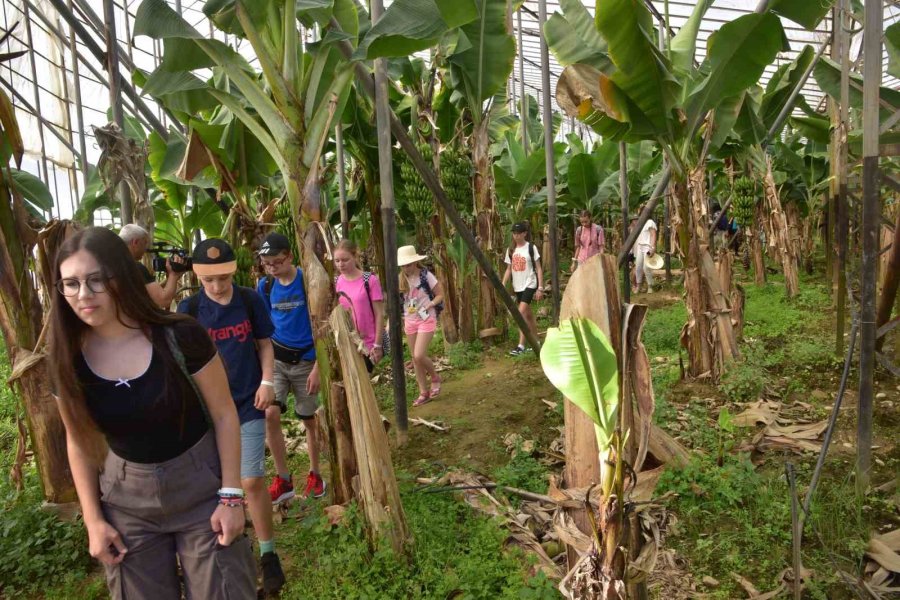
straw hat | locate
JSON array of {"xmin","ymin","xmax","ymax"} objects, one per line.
[
  {"xmin": 397, "ymin": 245, "xmax": 428, "ymax": 266},
  {"xmin": 645, "ymin": 252, "xmax": 664, "ymax": 270}
]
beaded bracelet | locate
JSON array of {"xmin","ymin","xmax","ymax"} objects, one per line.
[{"xmin": 218, "ymin": 497, "xmax": 245, "ymax": 508}]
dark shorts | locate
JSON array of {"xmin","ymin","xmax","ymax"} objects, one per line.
[{"xmin": 515, "ymin": 287, "xmax": 538, "ymax": 304}]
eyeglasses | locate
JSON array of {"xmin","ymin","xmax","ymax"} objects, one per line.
[
  {"xmin": 261, "ymin": 256, "xmax": 289, "ymax": 269},
  {"xmin": 55, "ymin": 273, "xmax": 110, "ymax": 297}
]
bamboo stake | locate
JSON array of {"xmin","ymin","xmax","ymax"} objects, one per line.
[
  {"xmin": 370, "ymin": 0, "xmax": 408, "ymax": 442},
  {"xmin": 336, "ymin": 124, "xmax": 349, "ymax": 239},
  {"xmin": 517, "ymin": 9, "xmax": 528, "ymax": 155},
  {"xmin": 538, "ymin": 0, "xmax": 559, "ymax": 323},
  {"xmin": 620, "ymin": 143, "xmax": 630, "ymax": 302},
  {"xmin": 857, "ymin": 0, "xmax": 882, "ymax": 492},
  {"xmin": 836, "ymin": 0, "xmax": 850, "ymax": 355}
]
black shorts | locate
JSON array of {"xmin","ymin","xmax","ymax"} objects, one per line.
[{"xmin": 515, "ymin": 287, "xmax": 538, "ymax": 304}]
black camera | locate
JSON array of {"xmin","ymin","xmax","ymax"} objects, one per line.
[{"xmin": 147, "ymin": 242, "xmax": 193, "ymax": 273}]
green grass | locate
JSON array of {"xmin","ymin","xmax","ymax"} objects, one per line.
[{"xmin": 278, "ymin": 481, "xmax": 559, "ymax": 599}]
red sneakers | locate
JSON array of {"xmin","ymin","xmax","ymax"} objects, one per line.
[
  {"xmin": 302, "ymin": 471, "xmax": 327, "ymax": 499},
  {"xmin": 268, "ymin": 475, "xmax": 295, "ymax": 505}
]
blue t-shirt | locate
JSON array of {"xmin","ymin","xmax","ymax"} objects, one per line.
[
  {"xmin": 257, "ymin": 269, "xmax": 316, "ymax": 361},
  {"xmin": 177, "ymin": 285, "xmax": 274, "ymax": 424}
]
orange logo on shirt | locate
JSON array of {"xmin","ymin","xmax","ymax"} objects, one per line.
[{"xmin": 512, "ymin": 254, "xmax": 527, "ymax": 272}]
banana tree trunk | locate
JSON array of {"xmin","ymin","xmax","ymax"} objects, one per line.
[
  {"xmin": 458, "ymin": 265, "xmax": 476, "ymax": 343},
  {"xmin": 762, "ymin": 159, "xmax": 799, "ymax": 298},
  {"xmin": 363, "ymin": 169, "xmax": 386, "ymax": 279},
  {"xmin": 430, "ymin": 211, "xmax": 459, "ymax": 344},
  {"xmin": 286, "ymin": 172, "xmax": 356, "ymax": 505},
  {"xmin": 0, "ymin": 181, "xmax": 75, "ymax": 504},
  {"xmin": 675, "ymin": 167, "xmax": 740, "ymax": 381},
  {"xmin": 472, "ymin": 120, "xmax": 500, "ymax": 342}
]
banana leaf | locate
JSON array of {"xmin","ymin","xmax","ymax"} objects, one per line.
[
  {"xmin": 669, "ymin": 0, "xmax": 714, "ymax": 78},
  {"xmin": 887, "ymin": 22, "xmax": 900, "ymax": 80},
  {"xmin": 769, "ymin": 0, "xmax": 834, "ymax": 31},
  {"xmin": 543, "ymin": 0, "xmax": 608, "ymax": 70},
  {"xmin": 541, "ymin": 318, "xmax": 619, "ymax": 452},
  {"xmin": 566, "ymin": 153, "xmax": 598, "ymax": 203},
  {"xmin": 356, "ymin": 0, "xmax": 477, "ymax": 59},
  {"xmin": 759, "ymin": 45, "xmax": 815, "ymax": 132},
  {"xmin": 814, "ymin": 57, "xmax": 900, "ymax": 124}
]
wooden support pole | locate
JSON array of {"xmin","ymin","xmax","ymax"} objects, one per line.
[
  {"xmin": 370, "ymin": 0, "xmax": 407, "ymax": 442},
  {"xmin": 836, "ymin": 0, "xmax": 850, "ymax": 355},
  {"xmin": 858, "ymin": 0, "xmax": 882, "ymax": 492},
  {"xmin": 538, "ymin": 0, "xmax": 559, "ymax": 323}
]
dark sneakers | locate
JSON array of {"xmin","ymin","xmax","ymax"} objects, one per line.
[{"xmin": 260, "ymin": 551, "xmax": 286, "ymax": 597}]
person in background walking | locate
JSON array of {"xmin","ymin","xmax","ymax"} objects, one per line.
[
  {"xmin": 334, "ymin": 240, "xmax": 385, "ymax": 373},
  {"xmin": 256, "ymin": 233, "xmax": 327, "ymax": 503},
  {"xmin": 177, "ymin": 238, "xmax": 286, "ymax": 596},
  {"xmin": 50, "ymin": 227, "xmax": 256, "ymax": 600},
  {"xmin": 502, "ymin": 222, "xmax": 543, "ymax": 356},
  {"xmin": 573, "ymin": 210, "xmax": 605, "ymax": 270},
  {"xmin": 397, "ymin": 245, "xmax": 443, "ymax": 407},
  {"xmin": 633, "ymin": 207, "xmax": 658, "ymax": 294}
]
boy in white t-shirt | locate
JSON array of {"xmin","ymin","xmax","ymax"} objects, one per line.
[{"xmin": 502, "ymin": 222, "xmax": 543, "ymax": 356}]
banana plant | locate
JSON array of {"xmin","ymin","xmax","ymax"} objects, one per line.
[
  {"xmin": 541, "ymin": 318, "xmax": 624, "ymax": 596},
  {"xmin": 134, "ymin": 0, "xmax": 360, "ymax": 504},
  {"xmin": 547, "ymin": 0, "xmax": 832, "ymax": 380}
]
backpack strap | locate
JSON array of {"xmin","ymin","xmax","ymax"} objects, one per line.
[
  {"xmin": 362, "ymin": 271, "xmax": 376, "ymax": 315},
  {"xmin": 528, "ymin": 242, "xmax": 537, "ymax": 268},
  {"xmin": 163, "ymin": 326, "xmax": 212, "ymax": 427},
  {"xmin": 236, "ymin": 286, "xmax": 258, "ymax": 326}
]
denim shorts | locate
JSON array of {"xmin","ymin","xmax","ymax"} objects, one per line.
[{"xmin": 239, "ymin": 418, "xmax": 266, "ymax": 479}]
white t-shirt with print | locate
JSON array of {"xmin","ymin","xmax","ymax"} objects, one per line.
[
  {"xmin": 505, "ymin": 243, "xmax": 541, "ymax": 292},
  {"xmin": 403, "ymin": 269, "xmax": 439, "ymax": 323},
  {"xmin": 637, "ymin": 219, "xmax": 657, "ymax": 248}
]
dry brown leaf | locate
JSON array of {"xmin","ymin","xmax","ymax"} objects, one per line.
[
  {"xmin": 733, "ymin": 400, "xmax": 781, "ymax": 427},
  {"xmin": 765, "ymin": 420, "xmax": 828, "ymax": 440},
  {"xmin": 876, "ymin": 529, "xmax": 900, "ymax": 551},
  {"xmin": 730, "ymin": 572, "xmax": 760, "ymax": 596},
  {"xmin": 867, "ymin": 538, "xmax": 900, "ymax": 573},
  {"xmin": 632, "ymin": 466, "xmax": 664, "ymax": 503}
]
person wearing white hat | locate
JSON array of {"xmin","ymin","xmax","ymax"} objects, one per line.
[
  {"xmin": 397, "ymin": 246, "xmax": 444, "ymax": 407},
  {"xmin": 634, "ymin": 208, "xmax": 658, "ymax": 294}
]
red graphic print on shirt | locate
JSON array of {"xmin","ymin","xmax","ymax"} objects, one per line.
[{"xmin": 512, "ymin": 253, "xmax": 527, "ymax": 272}]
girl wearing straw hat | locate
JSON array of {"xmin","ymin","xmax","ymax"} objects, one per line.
[{"xmin": 397, "ymin": 246, "xmax": 444, "ymax": 407}]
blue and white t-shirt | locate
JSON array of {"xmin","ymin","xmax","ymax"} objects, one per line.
[
  {"xmin": 257, "ymin": 268, "xmax": 316, "ymax": 361},
  {"xmin": 177, "ymin": 285, "xmax": 274, "ymax": 424}
]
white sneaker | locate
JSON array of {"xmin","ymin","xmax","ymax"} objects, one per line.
[{"xmin": 647, "ymin": 286, "xmax": 654, "ymax": 294}]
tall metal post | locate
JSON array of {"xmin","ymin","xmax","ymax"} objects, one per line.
[
  {"xmin": 102, "ymin": 0, "xmax": 133, "ymax": 224},
  {"xmin": 336, "ymin": 125, "xmax": 350, "ymax": 239},
  {"xmin": 371, "ymin": 0, "xmax": 407, "ymax": 442},
  {"xmin": 538, "ymin": 0, "xmax": 559, "ymax": 323},
  {"xmin": 517, "ymin": 9, "xmax": 528, "ymax": 154},
  {"xmin": 857, "ymin": 0, "xmax": 882, "ymax": 492},
  {"xmin": 620, "ymin": 142, "xmax": 630, "ymax": 303}
]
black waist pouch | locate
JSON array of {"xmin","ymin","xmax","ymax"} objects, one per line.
[{"xmin": 273, "ymin": 341, "xmax": 311, "ymax": 364}]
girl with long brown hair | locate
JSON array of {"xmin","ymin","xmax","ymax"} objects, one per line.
[{"xmin": 49, "ymin": 227, "xmax": 255, "ymax": 599}]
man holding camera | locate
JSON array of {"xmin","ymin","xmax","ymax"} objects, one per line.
[{"xmin": 119, "ymin": 224, "xmax": 180, "ymax": 309}]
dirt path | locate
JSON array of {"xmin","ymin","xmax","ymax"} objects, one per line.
[{"xmin": 395, "ymin": 352, "xmax": 561, "ymax": 474}]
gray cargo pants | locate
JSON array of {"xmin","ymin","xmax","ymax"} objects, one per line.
[{"xmin": 99, "ymin": 431, "xmax": 257, "ymax": 599}]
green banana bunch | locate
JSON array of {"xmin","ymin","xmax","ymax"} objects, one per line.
[
  {"xmin": 274, "ymin": 201, "xmax": 300, "ymax": 260},
  {"xmin": 732, "ymin": 176, "xmax": 757, "ymax": 227},
  {"xmin": 440, "ymin": 145, "xmax": 473, "ymax": 212},
  {"xmin": 233, "ymin": 245, "xmax": 254, "ymax": 288},
  {"xmin": 399, "ymin": 142, "xmax": 435, "ymax": 222}
]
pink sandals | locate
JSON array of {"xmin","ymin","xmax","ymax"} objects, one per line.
[
  {"xmin": 429, "ymin": 374, "xmax": 441, "ymax": 398},
  {"xmin": 413, "ymin": 393, "xmax": 431, "ymax": 407}
]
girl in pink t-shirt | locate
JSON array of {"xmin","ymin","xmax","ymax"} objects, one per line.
[
  {"xmin": 334, "ymin": 240, "xmax": 384, "ymax": 371},
  {"xmin": 573, "ymin": 210, "xmax": 605, "ymax": 269},
  {"xmin": 397, "ymin": 245, "xmax": 443, "ymax": 407}
]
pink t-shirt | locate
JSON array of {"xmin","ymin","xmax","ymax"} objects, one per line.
[
  {"xmin": 403, "ymin": 269, "xmax": 439, "ymax": 324},
  {"xmin": 336, "ymin": 272, "xmax": 383, "ymax": 350},
  {"xmin": 575, "ymin": 223, "xmax": 605, "ymax": 262}
]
